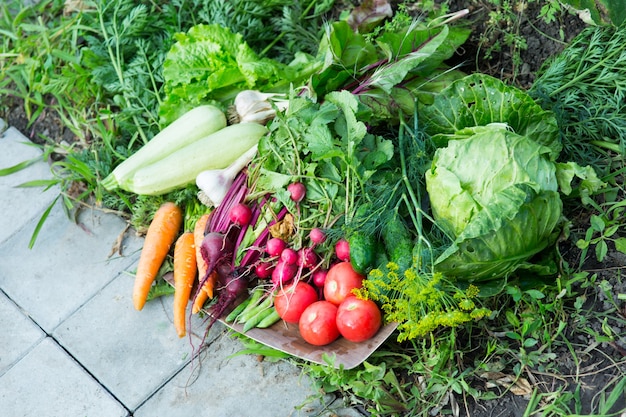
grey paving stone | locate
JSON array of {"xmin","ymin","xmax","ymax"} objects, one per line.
[
  {"xmin": 53, "ymin": 272, "xmax": 225, "ymax": 411},
  {"xmin": 0, "ymin": 291, "xmax": 45, "ymax": 375},
  {"xmin": 0, "ymin": 126, "xmax": 59, "ymax": 243},
  {"xmin": 0, "ymin": 337, "xmax": 128, "ymax": 417},
  {"xmin": 0, "ymin": 200, "xmax": 143, "ymax": 332},
  {"xmin": 134, "ymin": 330, "xmax": 323, "ymax": 417}
]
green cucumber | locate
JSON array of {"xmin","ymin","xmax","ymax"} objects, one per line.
[
  {"xmin": 382, "ymin": 213, "xmax": 413, "ymax": 270},
  {"xmin": 349, "ymin": 231, "xmax": 377, "ymax": 274}
]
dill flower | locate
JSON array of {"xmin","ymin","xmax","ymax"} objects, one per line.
[
  {"xmin": 459, "ymin": 298, "xmax": 475, "ymax": 311},
  {"xmin": 361, "ymin": 259, "xmax": 491, "ymax": 341}
]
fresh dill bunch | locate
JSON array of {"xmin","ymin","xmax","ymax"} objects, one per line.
[
  {"xmin": 359, "ymin": 262, "xmax": 491, "ymax": 342},
  {"xmin": 529, "ymin": 24, "xmax": 626, "ymax": 173}
]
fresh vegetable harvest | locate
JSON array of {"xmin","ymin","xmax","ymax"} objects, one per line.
[
  {"xmin": 173, "ymin": 232, "xmax": 197, "ymax": 338},
  {"xmin": 133, "ymin": 202, "xmax": 183, "ymax": 311},
  {"xmin": 102, "ymin": 105, "xmax": 226, "ymax": 191},
  {"xmin": 120, "ymin": 122, "xmax": 268, "ymax": 195}
]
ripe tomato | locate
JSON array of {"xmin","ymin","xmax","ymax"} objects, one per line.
[
  {"xmin": 336, "ymin": 296, "xmax": 382, "ymax": 342},
  {"xmin": 323, "ymin": 262, "xmax": 364, "ymax": 305},
  {"xmin": 298, "ymin": 301, "xmax": 340, "ymax": 346},
  {"xmin": 274, "ymin": 281, "xmax": 318, "ymax": 324}
]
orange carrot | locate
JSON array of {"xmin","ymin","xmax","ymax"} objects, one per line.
[
  {"xmin": 132, "ymin": 202, "xmax": 183, "ymax": 311},
  {"xmin": 191, "ymin": 212, "xmax": 214, "ymax": 314},
  {"xmin": 173, "ymin": 231, "xmax": 197, "ymax": 338},
  {"xmin": 193, "ymin": 213, "xmax": 211, "ymax": 281},
  {"xmin": 192, "ymin": 270, "xmax": 218, "ymax": 314}
]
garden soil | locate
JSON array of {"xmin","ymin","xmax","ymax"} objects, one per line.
[{"xmin": 2, "ymin": 2, "xmax": 625, "ymax": 416}]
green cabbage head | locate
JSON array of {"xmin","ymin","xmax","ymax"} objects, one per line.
[{"xmin": 425, "ymin": 123, "xmax": 563, "ymax": 282}]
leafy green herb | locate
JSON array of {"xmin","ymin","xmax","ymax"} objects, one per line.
[{"xmin": 530, "ymin": 23, "xmax": 626, "ymax": 171}]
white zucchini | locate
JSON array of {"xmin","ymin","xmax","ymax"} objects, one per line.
[
  {"xmin": 121, "ymin": 122, "xmax": 268, "ymax": 195},
  {"xmin": 102, "ymin": 105, "xmax": 227, "ymax": 190}
]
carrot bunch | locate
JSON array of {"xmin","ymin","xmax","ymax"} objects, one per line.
[{"xmin": 132, "ymin": 202, "xmax": 214, "ymax": 338}]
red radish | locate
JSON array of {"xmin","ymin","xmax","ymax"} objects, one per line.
[
  {"xmin": 287, "ymin": 182, "xmax": 306, "ymax": 202},
  {"xmin": 255, "ymin": 262, "xmax": 274, "ymax": 279},
  {"xmin": 280, "ymin": 248, "xmax": 298, "ymax": 265},
  {"xmin": 335, "ymin": 238, "xmax": 350, "ymax": 262},
  {"xmin": 298, "ymin": 247, "xmax": 318, "ymax": 269},
  {"xmin": 229, "ymin": 203, "xmax": 252, "ymax": 226},
  {"xmin": 309, "ymin": 228, "xmax": 326, "ymax": 245},
  {"xmin": 312, "ymin": 269, "xmax": 328, "ymax": 288},
  {"xmin": 271, "ymin": 260, "xmax": 298, "ymax": 287},
  {"xmin": 266, "ymin": 237, "xmax": 287, "ymax": 257}
]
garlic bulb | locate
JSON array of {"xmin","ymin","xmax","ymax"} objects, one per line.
[
  {"xmin": 228, "ymin": 90, "xmax": 288, "ymax": 125},
  {"xmin": 196, "ymin": 144, "xmax": 258, "ymax": 208}
]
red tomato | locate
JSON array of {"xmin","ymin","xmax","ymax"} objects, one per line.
[
  {"xmin": 298, "ymin": 301, "xmax": 340, "ymax": 346},
  {"xmin": 274, "ymin": 281, "xmax": 318, "ymax": 324},
  {"xmin": 336, "ymin": 296, "xmax": 382, "ymax": 342},
  {"xmin": 323, "ymin": 262, "xmax": 364, "ymax": 305}
]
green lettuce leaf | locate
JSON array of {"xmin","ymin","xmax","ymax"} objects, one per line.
[
  {"xmin": 419, "ymin": 73, "xmax": 562, "ymax": 159},
  {"xmin": 159, "ymin": 24, "xmax": 317, "ymax": 124}
]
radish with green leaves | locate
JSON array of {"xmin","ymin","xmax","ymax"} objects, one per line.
[{"xmin": 287, "ymin": 182, "xmax": 306, "ymax": 202}]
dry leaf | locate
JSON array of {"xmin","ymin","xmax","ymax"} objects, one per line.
[
  {"xmin": 269, "ymin": 213, "xmax": 295, "ymax": 241},
  {"xmin": 480, "ymin": 371, "xmax": 533, "ymax": 396}
]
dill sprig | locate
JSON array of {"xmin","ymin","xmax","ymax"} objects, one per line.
[
  {"xmin": 358, "ymin": 263, "xmax": 490, "ymax": 342},
  {"xmin": 529, "ymin": 24, "xmax": 626, "ymax": 173}
]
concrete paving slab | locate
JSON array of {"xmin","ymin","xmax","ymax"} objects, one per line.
[
  {"xmin": 0, "ymin": 337, "xmax": 128, "ymax": 417},
  {"xmin": 53, "ymin": 271, "xmax": 225, "ymax": 411},
  {"xmin": 0, "ymin": 290, "xmax": 45, "ymax": 376},
  {"xmin": 134, "ymin": 330, "xmax": 324, "ymax": 417},
  {"xmin": 0, "ymin": 126, "xmax": 59, "ymax": 243},
  {"xmin": 0, "ymin": 201, "xmax": 143, "ymax": 332}
]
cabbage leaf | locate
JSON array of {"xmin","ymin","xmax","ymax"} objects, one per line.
[
  {"xmin": 425, "ymin": 125, "xmax": 564, "ymax": 281},
  {"xmin": 420, "ymin": 74, "xmax": 562, "ymax": 159}
]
